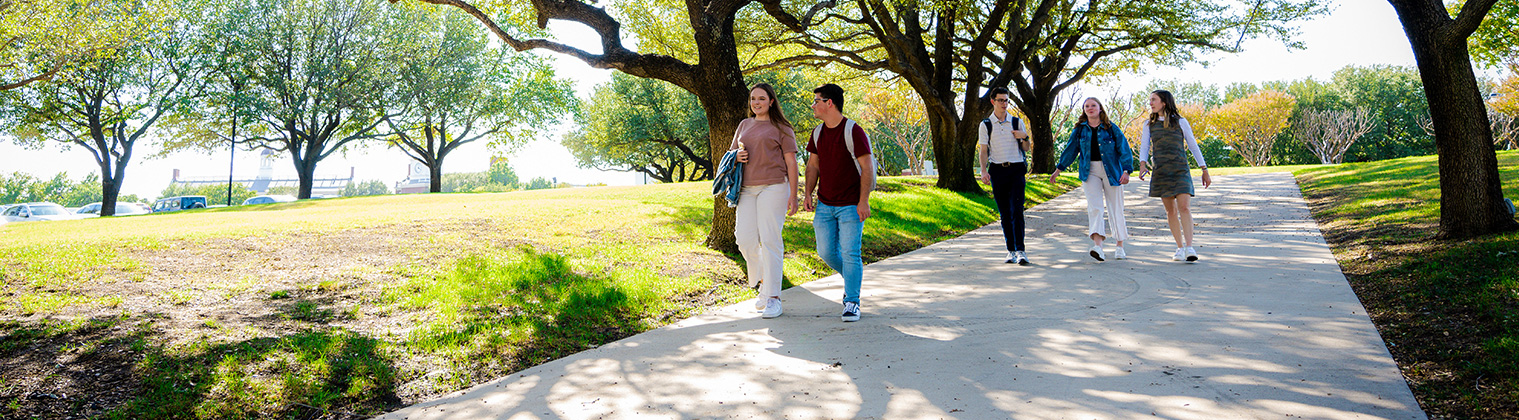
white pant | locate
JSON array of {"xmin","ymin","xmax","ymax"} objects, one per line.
[
  {"xmin": 1084, "ymin": 161, "xmax": 1128, "ymax": 242},
  {"xmin": 735, "ymin": 183, "xmax": 790, "ymax": 297}
]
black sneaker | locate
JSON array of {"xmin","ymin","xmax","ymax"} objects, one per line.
[{"xmin": 841, "ymin": 302, "xmax": 860, "ymax": 322}]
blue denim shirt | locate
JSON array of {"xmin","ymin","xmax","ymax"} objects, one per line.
[
  {"xmin": 1055, "ymin": 122, "xmax": 1135, "ymax": 186},
  {"xmin": 712, "ymin": 149, "xmax": 745, "ymax": 207}
]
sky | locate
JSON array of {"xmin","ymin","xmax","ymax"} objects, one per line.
[{"xmin": 0, "ymin": 0, "xmax": 1423, "ymax": 201}]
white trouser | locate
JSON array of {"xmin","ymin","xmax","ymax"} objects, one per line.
[
  {"xmin": 1083, "ymin": 161, "xmax": 1128, "ymax": 242},
  {"xmin": 735, "ymin": 183, "xmax": 790, "ymax": 298}
]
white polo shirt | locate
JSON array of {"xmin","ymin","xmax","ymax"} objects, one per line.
[{"xmin": 978, "ymin": 112, "xmax": 1024, "ymax": 164}]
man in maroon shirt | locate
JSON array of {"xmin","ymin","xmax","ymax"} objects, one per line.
[{"xmin": 802, "ymin": 83, "xmax": 871, "ymax": 322}]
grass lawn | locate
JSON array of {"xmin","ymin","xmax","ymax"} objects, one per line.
[
  {"xmin": 1295, "ymin": 150, "xmax": 1519, "ymax": 419},
  {"xmin": 0, "ymin": 175, "xmax": 1079, "ymax": 419}
]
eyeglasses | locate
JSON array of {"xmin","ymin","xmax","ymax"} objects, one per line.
[
  {"xmin": 993, "ymin": 98, "xmax": 1010, "ymax": 103},
  {"xmin": 813, "ymin": 98, "xmax": 830, "ymax": 104}
]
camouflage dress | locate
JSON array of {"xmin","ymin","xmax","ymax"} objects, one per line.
[{"xmin": 1147, "ymin": 119, "xmax": 1195, "ymax": 198}]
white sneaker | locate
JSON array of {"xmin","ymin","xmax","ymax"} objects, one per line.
[
  {"xmin": 1172, "ymin": 248, "xmax": 1185, "ymax": 261},
  {"xmin": 761, "ymin": 298, "xmax": 783, "ymax": 318},
  {"xmin": 1005, "ymin": 252, "xmax": 1016, "ymax": 264},
  {"xmin": 1089, "ymin": 245, "xmax": 1105, "ymax": 261},
  {"xmin": 1015, "ymin": 251, "xmax": 1029, "ymax": 266},
  {"xmin": 1185, "ymin": 247, "xmax": 1199, "ymax": 262},
  {"xmin": 753, "ymin": 297, "xmax": 767, "ymax": 311},
  {"xmin": 841, "ymin": 302, "xmax": 860, "ymax": 322},
  {"xmin": 1114, "ymin": 247, "xmax": 1127, "ymax": 260}
]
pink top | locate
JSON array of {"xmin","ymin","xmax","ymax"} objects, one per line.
[{"xmin": 730, "ymin": 118, "xmax": 799, "ymax": 186}]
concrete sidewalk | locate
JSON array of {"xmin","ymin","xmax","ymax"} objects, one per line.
[{"xmin": 377, "ymin": 172, "xmax": 1424, "ymax": 420}]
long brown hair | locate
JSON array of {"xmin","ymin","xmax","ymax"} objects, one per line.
[
  {"xmin": 748, "ymin": 83, "xmax": 794, "ymax": 130},
  {"xmin": 1082, "ymin": 97, "xmax": 1113, "ymax": 129},
  {"xmin": 1149, "ymin": 89, "xmax": 1182, "ymax": 128}
]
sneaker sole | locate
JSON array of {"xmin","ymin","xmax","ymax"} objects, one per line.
[
  {"xmin": 842, "ymin": 315, "xmax": 860, "ymax": 322},
  {"xmin": 1186, "ymin": 255, "xmax": 1198, "ymax": 262},
  {"xmin": 1018, "ymin": 259, "xmax": 1029, "ymax": 266},
  {"xmin": 1089, "ymin": 251, "xmax": 1105, "ymax": 261},
  {"xmin": 762, "ymin": 312, "xmax": 782, "ymax": 319}
]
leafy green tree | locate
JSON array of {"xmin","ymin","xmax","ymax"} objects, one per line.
[
  {"xmin": 4, "ymin": 9, "xmax": 197, "ymax": 216},
  {"xmin": 564, "ymin": 73, "xmax": 712, "ymax": 183},
  {"xmin": 489, "ymin": 161, "xmax": 519, "ymax": 188},
  {"xmin": 524, "ymin": 177, "xmax": 552, "ymax": 190},
  {"xmin": 1461, "ymin": 0, "xmax": 1518, "ymax": 68},
  {"xmin": 441, "ymin": 171, "xmax": 488, "ymax": 192},
  {"xmin": 1270, "ymin": 77, "xmax": 1350, "ymax": 164},
  {"xmin": 1331, "ymin": 65, "xmax": 1431, "ymax": 162},
  {"xmin": 227, "ymin": 0, "xmax": 403, "ymax": 199},
  {"xmin": 565, "ymin": 70, "xmax": 814, "ymax": 183},
  {"xmin": 157, "ymin": 0, "xmax": 265, "ymax": 208},
  {"xmin": 382, "ymin": 7, "xmax": 573, "ymax": 193},
  {"xmin": 341, "ymin": 180, "xmax": 391, "ymax": 197},
  {"xmin": 0, "ymin": 172, "xmax": 123, "ymax": 206},
  {"xmin": 1391, "ymin": 0, "xmax": 1519, "ymax": 237},
  {"xmin": 858, "ymin": 80, "xmax": 933, "ymax": 177},
  {"xmin": 0, "ymin": 0, "xmax": 173, "ymax": 90},
  {"xmin": 1210, "ymin": 91, "xmax": 1297, "ymax": 167}
]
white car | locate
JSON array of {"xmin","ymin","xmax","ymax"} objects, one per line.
[
  {"xmin": 1, "ymin": 202, "xmax": 87, "ymax": 222},
  {"xmin": 74, "ymin": 202, "xmax": 152, "ymax": 217},
  {"xmin": 242, "ymin": 195, "xmax": 298, "ymax": 205}
]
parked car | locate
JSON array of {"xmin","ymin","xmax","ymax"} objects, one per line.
[
  {"xmin": 151, "ymin": 196, "xmax": 208, "ymax": 213},
  {"xmin": 241, "ymin": 195, "xmax": 298, "ymax": 205},
  {"xmin": 2, "ymin": 202, "xmax": 85, "ymax": 222},
  {"xmin": 75, "ymin": 202, "xmax": 152, "ymax": 217}
]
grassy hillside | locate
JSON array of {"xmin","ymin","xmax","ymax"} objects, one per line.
[
  {"xmin": 1295, "ymin": 150, "xmax": 1519, "ymax": 419},
  {"xmin": 0, "ymin": 176, "xmax": 1079, "ymax": 419}
]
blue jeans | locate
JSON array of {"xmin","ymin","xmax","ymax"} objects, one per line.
[{"xmin": 813, "ymin": 202, "xmax": 863, "ymax": 304}]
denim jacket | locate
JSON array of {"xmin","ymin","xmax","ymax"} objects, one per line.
[
  {"xmin": 1055, "ymin": 121, "xmax": 1134, "ymax": 186},
  {"xmin": 712, "ymin": 149, "xmax": 745, "ymax": 207}
]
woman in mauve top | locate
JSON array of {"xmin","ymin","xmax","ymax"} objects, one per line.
[{"xmin": 731, "ymin": 83, "xmax": 800, "ymax": 318}]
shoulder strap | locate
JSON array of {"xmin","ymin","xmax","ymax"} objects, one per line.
[
  {"xmin": 842, "ymin": 119, "xmax": 856, "ymax": 157},
  {"xmin": 983, "ymin": 119, "xmax": 992, "ymax": 135}
]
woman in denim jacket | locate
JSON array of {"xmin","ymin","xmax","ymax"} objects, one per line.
[{"xmin": 1050, "ymin": 98, "xmax": 1135, "ymax": 261}]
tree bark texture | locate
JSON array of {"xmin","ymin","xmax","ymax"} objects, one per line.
[
  {"xmin": 1020, "ymin": 98, "xmax": 1058, "ymax": 173},
  {"xmin": 1388, "ymin": 0, "xmax": 1519, "ymax": 238}
]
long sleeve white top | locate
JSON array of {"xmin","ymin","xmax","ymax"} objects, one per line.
[{"xmin": 1139, "ymin": 117, "xmax": 1207, "ymax": 168}]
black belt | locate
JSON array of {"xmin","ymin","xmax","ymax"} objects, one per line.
[{"xmin": 992, "ymin": 161, "xmax": 1023, "ymax": 167}]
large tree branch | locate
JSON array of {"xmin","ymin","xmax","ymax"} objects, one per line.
[
  {"xmin": 1452, "ymin": 0, "xmax": 1500, "ymax": 37},
  {"xmin": 400, "ymin": 0, "xmax": 700, "ymax": 88}
]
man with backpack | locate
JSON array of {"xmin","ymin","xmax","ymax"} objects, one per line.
[
  {"xmin": 803, "ymin": 83, "xmax": 872, "ymax": 322},
  {"xmin": 978, "ymin": 87, "xmax": 1033, "ymax": 265}
]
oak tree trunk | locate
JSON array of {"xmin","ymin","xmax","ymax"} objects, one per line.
[{"xmin": 1389, "ymin": 0, "xmax": 1519, "ymax": 238}]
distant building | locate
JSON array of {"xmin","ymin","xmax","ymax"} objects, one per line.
[
  {"xmin": 394, "ymin": 161, "xmax": 431, "ymax": 194},
  {"xmin": 172, "ymin": 149, "xmax": 353, "ymax": 196}
]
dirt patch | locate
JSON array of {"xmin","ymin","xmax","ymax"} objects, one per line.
[
  {"xmin": 0, "ymin": 319, "xmax": 144, "ymax": 420},
  {"xmin": 0, "ymin": 217, "xmax": 757, "ymax": 419}
]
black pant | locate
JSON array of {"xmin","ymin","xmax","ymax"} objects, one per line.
[{"xmin": 989, "ymin": 162, "xmax": 1027, "ymax": 253}]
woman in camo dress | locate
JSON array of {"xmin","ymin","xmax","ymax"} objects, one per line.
[{"xmin": 1137, "ymin": 90, "xmax": 1212, "ymax": 262}]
